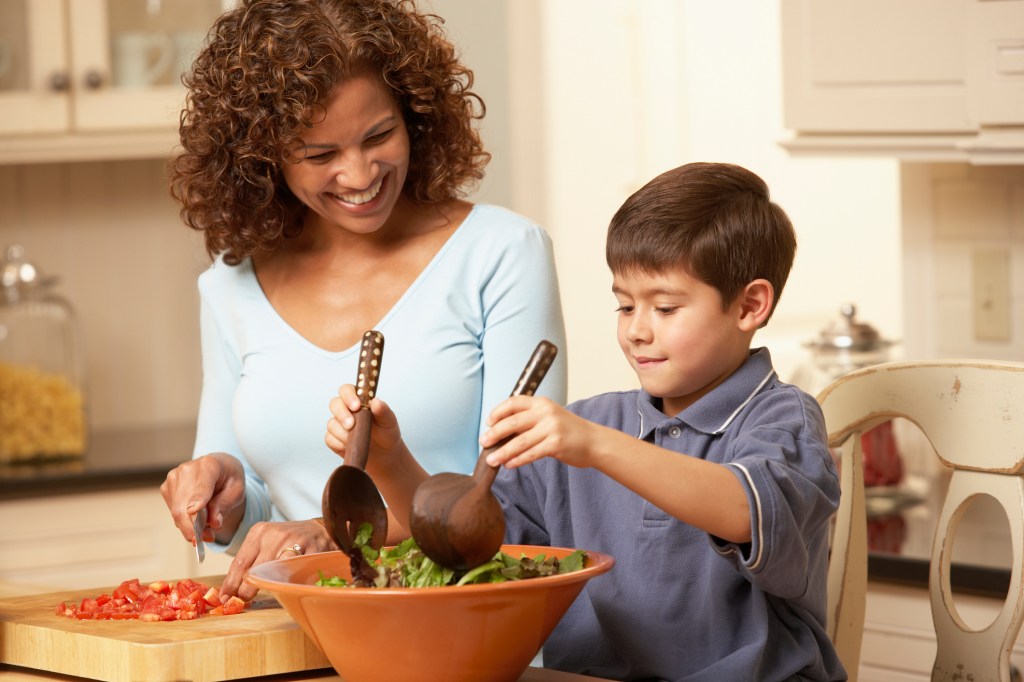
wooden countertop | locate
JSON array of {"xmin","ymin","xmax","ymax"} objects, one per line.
[{"xmin": 0, "ymin": 666, "xmax": 614, "ymax": 682}]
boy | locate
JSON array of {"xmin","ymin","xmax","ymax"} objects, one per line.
[{"xmin": 326, "ymin": 162, "xmax": 846, "ymax": 681}]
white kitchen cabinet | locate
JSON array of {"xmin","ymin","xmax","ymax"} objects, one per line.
[
  {"xmin": 780, "ymin": 0, "xmax": 1024, "ymax": 163},
  {"xmin": 0, "ymin": 0, "xmax": 228, "ymax": 163},
  {"xmin": 781, "ymin": 0, "xmax": 971, "ymax": 134},
  {"xmin": 0, "ymin": 488, "xmax": 232, "ymax": 591},
  {"xmin": 860, "ymin": 581, "xmax": 1024, "ymax": 680}
]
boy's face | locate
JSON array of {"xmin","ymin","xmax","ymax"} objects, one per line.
[{"xmin": 613, "ymin": 267, "xmax": 752, "ymax": 416}]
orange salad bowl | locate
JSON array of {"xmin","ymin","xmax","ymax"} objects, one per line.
[{"xmin": 246, "ymin": 544, "xmax": 614, "ymax": 682}]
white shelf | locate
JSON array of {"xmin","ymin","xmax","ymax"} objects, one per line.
[
  {"xmin": 0, "ymin": 130, "xmax": 180, "ymax": 165},
  {"xmin": 779, "ymin": 132, "xmax": 1024, "ymax": 165}
]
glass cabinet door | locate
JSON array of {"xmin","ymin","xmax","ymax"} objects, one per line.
[
  {"xmin": 105, "ymin": 0, "xmax": 228, "ymax": 90},
  {"xmin": 71, "ymin": 0, "xmax": 230, "ymax": 132},
  {"xmin": 0, "ymin": 0, "xmax": 71, "ymax": 135}
]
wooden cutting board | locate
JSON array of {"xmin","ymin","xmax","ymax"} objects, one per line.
[{"xmin": 0, "ymin": 576, "xmax": 331, "ymax": 682}]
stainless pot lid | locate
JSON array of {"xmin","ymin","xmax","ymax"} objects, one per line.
[{"xmin": 806, "ymin": 303, "xmax": 892, "ymax": 353}]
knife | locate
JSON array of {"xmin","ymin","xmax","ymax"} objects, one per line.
[{"xmin": 193, "ymin": 508, "xmax": 207, "ymax": 563}]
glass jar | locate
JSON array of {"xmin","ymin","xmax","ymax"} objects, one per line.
[{"xmin": 0, "ymin": 245, "xmax": 87, "ymax": 462}]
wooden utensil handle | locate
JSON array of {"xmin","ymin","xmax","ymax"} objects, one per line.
[
  {"xmin": 355, "ymin": 330, "xmax": 384, "ymax": 407},
  {"xmin": 510, "ymin": 340, "xmax": 558, "ymax": 398},
  {"xmin": 473, "ymin": 340, "xmax": 558, "ymax": 483},
  {"xmin": 348, "ymin": 330, "xmax": 383, "ymax": 470}
]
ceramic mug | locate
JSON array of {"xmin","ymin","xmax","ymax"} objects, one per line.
[
  {"xmin": 172, "ymin": 30, "xmax": 206, "ymax": 80},
  {"xmin": 113, "ymin": 32, "xmax": 174, "ymax": 88}
]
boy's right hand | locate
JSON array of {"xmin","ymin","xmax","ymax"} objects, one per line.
[{"xmin": 325, "ymin": 384, "xmax": 404, "ymax": 466}]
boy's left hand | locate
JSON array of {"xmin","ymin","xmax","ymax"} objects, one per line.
[{"xmin": 482, "ymin": 396, "xmax": 598, "ymax": 470}]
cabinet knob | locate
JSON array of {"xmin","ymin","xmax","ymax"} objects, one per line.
[
  {"xmin": 49, "ymin": 72, "xmax": 70, "ymax": 92},
  {"xmin": 82, "ymin": 70, "xmax": 105, "ymax": 90}
]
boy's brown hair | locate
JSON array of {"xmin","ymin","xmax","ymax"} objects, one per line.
[{"xmin": 606, "ymin": 162, "xmax": 796, "ymax": 323}]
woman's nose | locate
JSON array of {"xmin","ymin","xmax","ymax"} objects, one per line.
[{"xmin": 333, "ymin": 151, "xmax": 376, "ymax": 190}]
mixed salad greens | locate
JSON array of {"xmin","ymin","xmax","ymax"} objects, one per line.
[{"xmin": 316, "ymin": 523, "xmax": 586, "ymax": 588}]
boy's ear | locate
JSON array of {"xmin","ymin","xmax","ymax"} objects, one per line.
[{"xmin": 736, "ymin": 279, "xmax": 774, "ymax": 331}]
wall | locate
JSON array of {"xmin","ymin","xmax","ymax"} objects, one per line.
[
  {"xmin": 4, "ymin": 1, "xmax": 1011, "ymax": 436},
  {"xmin": 493, "ymin": 0, "xmax": 902, "ymax": 399},
  {"xmin": 0, "ymin": 161, "xmax": 206, "ymax": 432},
  {"xmin": 902, "ymin": 163, "xmax": 1024, "ymax": 361}
]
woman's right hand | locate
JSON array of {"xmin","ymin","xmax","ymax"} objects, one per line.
[
  {"xmin": 326, "ymin": 384, "xmax": 428, "ymax": 531},
  {"xmin": 160, "ymin": 452, "xmax": 247, "ymax": 547},
  {"xmin": 325, "ymin": 384, "xmax": 404, "ymax": 466}
]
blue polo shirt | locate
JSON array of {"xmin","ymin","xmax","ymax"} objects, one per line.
[{"xmin": 493, "ymin": 348, "xmax": 846, "ymax": 681}]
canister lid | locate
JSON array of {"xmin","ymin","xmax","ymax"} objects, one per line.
[
  {"xmin": 806, "ymin": 303, "xmax": 892, "ymax": 352},
  {"xmin": 1, "ymin": 245, "xmax": 58, "ymax": 299}
]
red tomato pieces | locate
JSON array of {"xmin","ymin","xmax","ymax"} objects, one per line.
[{"xmin": 54, "ymin": 578, "xmax": 246, "ymax": 621}]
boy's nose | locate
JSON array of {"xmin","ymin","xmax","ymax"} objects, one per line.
[{"xmin": 625, "ymin": 313, "xmax": 652, "ymax": 342}]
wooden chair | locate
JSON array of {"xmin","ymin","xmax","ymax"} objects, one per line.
[{"xmin": 816, "ymin": 359, "xmax": 1024, "ymax": 681}]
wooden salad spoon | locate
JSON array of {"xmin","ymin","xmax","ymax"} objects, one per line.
[
  {"xmin": 409, "ymin": 340, "xmax": 558, "ymax": 571},
  {"xmin": 322, "ymin": 330, "xmax": 388, "ymax": 563}
]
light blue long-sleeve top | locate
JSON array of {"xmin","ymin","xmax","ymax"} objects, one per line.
[{"xmin": 192, "ymin": 204, "xmax": 568, "ymax": 554}]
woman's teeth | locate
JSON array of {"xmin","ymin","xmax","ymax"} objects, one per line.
[{"xmin": 334, "ymin": 178, "xmax": 383, "ymax": 205}]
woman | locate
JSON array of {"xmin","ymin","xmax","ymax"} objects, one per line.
[{"xmin": 160, "ymin": 0, "xmax": 567, "ymax": 601}]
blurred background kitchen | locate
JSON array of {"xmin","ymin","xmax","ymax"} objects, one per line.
[{"xmin": 0, "ymin": 1, "xmax": 1021, "ymax": 678}]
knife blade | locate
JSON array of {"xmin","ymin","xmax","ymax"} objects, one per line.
[{"xmin": 193, "ymin": 508, "xmax": 207, "ymax": 563}]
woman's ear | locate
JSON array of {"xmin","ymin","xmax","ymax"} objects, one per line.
[{"xmin": 736, "ymin": 279, "xmax": 774, "ymax": 331}]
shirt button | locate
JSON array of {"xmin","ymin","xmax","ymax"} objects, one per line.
[{"xmin": 668, "ymin": 426, "xmax": 682, "ymax": 438}]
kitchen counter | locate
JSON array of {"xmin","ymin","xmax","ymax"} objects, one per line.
[
  {"xmin": 865, "ymin": 471, "xmax": 1012, "ymax": 598},
  {"xmin": 0, "ymin": 423, "xmax": 195, "ymax": 501},
  {"xmin": 0, "ymin": 425, "xmax": 1012, "ymax": 597}
]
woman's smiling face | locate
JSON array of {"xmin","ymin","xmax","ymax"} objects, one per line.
[{"xmin": 281, "ymin": 73, "xmax": 410, "ymax": 237}]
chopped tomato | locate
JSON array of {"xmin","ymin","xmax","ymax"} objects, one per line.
[
  {"xmin": 55, "ymin": 578, "xmax": 248, "ymax": 622},
  {"xmin": 202, "ymin": 587, "xmax": 222, "ymax": 607},
  {"xmin": 221, "ymin": 596, "xmax": 246, "ymax": 616}
]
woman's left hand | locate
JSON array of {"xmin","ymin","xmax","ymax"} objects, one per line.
[{"xmin": 217, "ymin": 518, "xmax": 336, "ymax": 602}]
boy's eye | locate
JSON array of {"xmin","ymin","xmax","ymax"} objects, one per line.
[
  {"xmin": 655, "ymin": 306, "xmax": 677, "ymax": 314},
  {"xmin": 615, "ymin": 305, "xmax": 634, "ymax": 315}
]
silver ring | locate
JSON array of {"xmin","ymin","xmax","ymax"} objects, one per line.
[{"xmin": 277, "ymin": 543, "xmax": 304, "ymax": 559}]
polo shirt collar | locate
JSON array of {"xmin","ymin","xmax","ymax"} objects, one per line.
[{"xmin": 634, "ymin": 347, "xmax": 777, "ymax": 439}]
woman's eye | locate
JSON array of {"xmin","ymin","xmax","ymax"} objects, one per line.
[
  {"xmin": 366, "ymin": 128, "xmax": 393, "ymax": 145},
  {"xmin": 304, "ymin": 150, "xmax": 334, "ymax": 163}
]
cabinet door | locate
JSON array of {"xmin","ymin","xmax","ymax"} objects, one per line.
[
  {"xmin": 781, "ymin": 0, "xmax": 974, "ymax": 134},
  {"xmin": 69, "ymin": 0, "xmax": 226, "ymax": 133},
  {"xmin": 0, "ymin": 0, "xmax": 71, "ymax": 135},
  {"xmin": 0, "ymin": 489, "xmax": 191, "ymax": 589},
  {"xmin": 966, "ymin": 0, "xmax": 1024, "ymax": 126}
]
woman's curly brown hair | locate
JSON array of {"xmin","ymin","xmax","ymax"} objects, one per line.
[{"xmin": 169, "ymin": 0, "xmax": 490, "ymax": 265}]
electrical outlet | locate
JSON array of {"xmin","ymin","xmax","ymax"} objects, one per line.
[{"xmin": 972, "ymin": 248, "xmax": 1012, "ymax": 341}]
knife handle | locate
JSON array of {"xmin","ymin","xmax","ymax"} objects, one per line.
[{"xmin": 355, "ymin": 330, "xmax": 385, "ymax": 408}]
